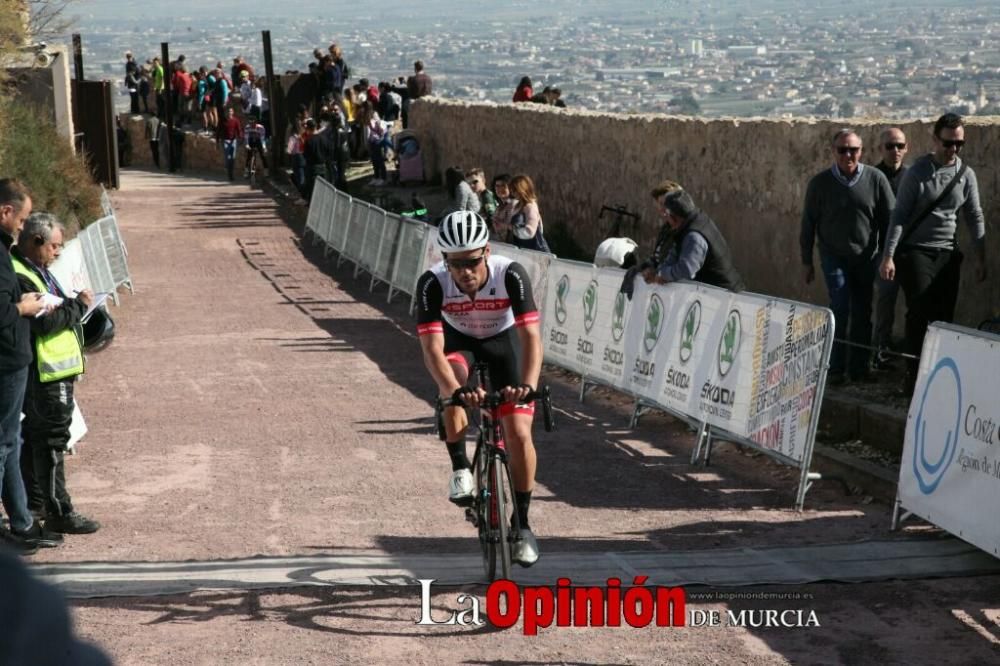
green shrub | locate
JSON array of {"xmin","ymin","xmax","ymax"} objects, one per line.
[{"xmin": 0, "ymin": 97, "xmax": 103, "ymax": 235}]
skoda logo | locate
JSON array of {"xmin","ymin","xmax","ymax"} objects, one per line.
[
  {"xmin": 611, "ymin": 292, "xmax": 627, "ymax": 342},
  {"xmin": 717, "ymin": 309, "xmax": 741, "ymax": 377},
  {"xmin": 554, "ymin": 275, "xmax": 569, "ymax": 325},
  {"xmin": 582, "ymin": 280, "xmax": 598, "ymax": 333},
  {"xmin": 679, "ymin": 300, "xmax": 702, "ymax": 364},
  {"xmin": 913, "ymin": 357, "xmax": 962, "ymax": 495},
  {"xmin": 643, "ymin": 293, "xmax": 664, "ymax": 353}
]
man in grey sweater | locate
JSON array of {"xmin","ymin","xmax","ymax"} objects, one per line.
[
  {"xmin": 801, "ymin": 129, "xmax": 895, "ymax": 383},
  {"xmin": 879, "ymin": 113, "xmax": 987, "ymax": 396}
]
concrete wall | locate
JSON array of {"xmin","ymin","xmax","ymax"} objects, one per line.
[
  {"xmin": 122, "ymin": 114, "xmax": 225, "ymax": 173},
  {"xmin": 410, "ymin": 99, "xmax": 1000, "ymax": 329}
]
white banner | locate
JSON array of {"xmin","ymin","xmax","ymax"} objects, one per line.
[
  {"xmin": 49, "ymin": 238, "xmax": 94, "ymax": 295},
  {"xmin": 898, "ymin": 324, "xmax": 1000, "ymax": 558},
  {"xmin": 541, "ymin": 260, "xmax": 595, "ymax": 375},
  {"xmin": 584, "ymin": 267, "xmax": 633, "ymax": 388}
]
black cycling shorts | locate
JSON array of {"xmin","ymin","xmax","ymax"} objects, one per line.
[{"xmin": 443, "ymin": 322, "xmax": 522, "ymax": 391}]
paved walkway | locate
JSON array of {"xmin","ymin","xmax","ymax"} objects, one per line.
[{"xmin": 33, "ymin": 169, "xmax": 1000, "ymax": 665}]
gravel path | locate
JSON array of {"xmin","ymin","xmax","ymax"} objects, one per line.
[{"xmin": 30, "ymin": 168, "xmax": 999, "ymax": 665}]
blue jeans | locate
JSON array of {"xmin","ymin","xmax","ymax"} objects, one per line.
[
  {"xmin": 0, "ymin": 366, "xmax": 32, "ymax": 532},
  {"xmin": 819, "ymin": 251, "xmax": 876, "ymax": 377},
  {"xmin": 222, "ymin": 139, "xmax": 238, "ymax": 180}
]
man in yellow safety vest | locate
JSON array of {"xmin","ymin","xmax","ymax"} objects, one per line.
[{"xmin": 11, "ymin": 212, "xmax": 100, "ymax": 535}]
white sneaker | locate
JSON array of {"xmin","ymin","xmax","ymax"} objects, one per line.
[
  {"xmin": 448, "ymin": 468, "xmax": 474, "ymax": 505},
  {"xmin": 512, "ymin": 528, "xmax": 540, "ymax": 567}
]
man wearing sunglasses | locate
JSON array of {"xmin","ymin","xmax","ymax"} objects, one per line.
[
  {"xmin": 416, "ymin": 211, "xmax": 543, "ymax": 566},
  {"xmin": 801, "ymin": 129, "xmax": 895, "ymax": 385},
  {"xmin": 880, "ymin": 113, "xmax": 987, "ymax": 397},
  {"xmin": 872, "ymin": 128, "xmax": 910, "ymax": 370}
]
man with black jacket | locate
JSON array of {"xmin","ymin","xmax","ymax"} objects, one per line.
[
  {"xmin": 643, "ymin": 180, "xmax": 745, "ymax": 292},
  {"xmin": 13, "ymin": 213, "xmax": 100, "ymax": 535},
  {"xmin": 0, "ymin": 179, "xmax": 60, "ymax": 554}
]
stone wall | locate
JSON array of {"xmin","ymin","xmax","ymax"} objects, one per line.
[
  {"xmin": 121, "ymin": 113, "xmax": 226, "ymax": 173},
  {"xmin": 410, "ymin": 99, "xmax": 999, "ymax": 329}
]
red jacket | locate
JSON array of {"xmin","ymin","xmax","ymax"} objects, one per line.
[
  {"xmin": 173, "ymin": 71, "xmax": 193, "ymax": 97},
  {"xmin": 513, "ymin": 86, "xmax": 533, "ymax": 102}
]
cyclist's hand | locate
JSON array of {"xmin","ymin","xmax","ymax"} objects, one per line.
[
  {"xmin": 502, "ymin": 384, "xmax": 534, "ymax": 404},
  {"xmin": 451, "ymin": 386, "xmax": 486, "ymax": 407}
]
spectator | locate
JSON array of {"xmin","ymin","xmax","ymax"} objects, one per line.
[
  {"xmin": 303, "ymin": 117, "xmax": 327, "ymax": 199},
  {"xmin": 232, "ymin": 56, "xmax": 254, "ymax": 84},
  {"xmin": 530, "ymin": 86, "xmax": 555, "ymax": 105},
  {"xmin": 490, "ymin": 173, "xmax": 514, "ymax": 242},
  {"xmin": 239, "ymin": 70, "xmax": 253, "ymax": 113},
  {"xmin": 513, "ymin": 76, "xmax": 533, "ymax": 103},
  {"xmin": 212, "ymin": 68, "xmax": 231, "ymax": 122},
  {"xmin": 124, "ymin": 52, "xmax": 140, "ymax": 114},
  {"xmin": 360, "ymin": 78, "xmax": 379, "ymax": 105},
  {"xmin": 358, "ymin": 101, "xmax": 390, "ymax": 186},
  {"xmin": 407, "ymin": 60, "xmax": 433, "ymax": 100},
  {"xmin": 507, "ymin": 175, "xmax": 550, "ymax": 252},
  {"xmin": 801, "ymin": 129, "xmax": 894, "ymax": 384},
  {"xmin": 872, "ymin": 127, "xmax": 909, "ymax": 370},
  {"xmin": 444, "ymin": 167, "xmax": 480, "ymax": 214},
  {"xmin": 195, "ymin": 67, "xmax": 212, "ymax": 131},
  {"xmin": 465, "ymin": 168, "xmax": 496, "ymax": 220},
  {"xmin": 172, "ymin": 64, "xmax": 193, "ymax": 125},
  {"xmin": 12, "ymin": 213, "xmax": 100, "ymax": 536},
  {"xmin": 0, "ymin": 179, "xmax": 58, "ymax": 555},
  {"xmin": 151, "ymin": 57, "xmax": 165, "ymax": 116},
  {"xmin": 403, "ymin": 60, "xmax": 432, "ymax": 127},
  {"xmin": 216, "ymin": 106, "xmax": 243, "ymax": 181},
  {"xmin": 138, "ymin": 63, "xmax": 152, "ymax": 114},
  {"xmin": 639, "ymin": 181, "xmax": 744, "ymax": 291},
  {"xmin": 287, "ymin": 118, "xmax": 306, "ymax": 196},
  {"xmin": 328, "ymin": 112, "xmax": 351, "ymax": 190},
  {"xmin": 378, "ymin": 81, "xmax": 402, "ymax": 122},
  {"xmin": 880, "ymin": 113, "xmax": 987, "ymax": 396},
  {"xmin": 145, "ymin": 113, "xmax": 162, "ymax": 168}
]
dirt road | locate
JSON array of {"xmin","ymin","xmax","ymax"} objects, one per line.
[{"xmin": 28, "ymin": 169, "xmax": 999, "ymax": 665}]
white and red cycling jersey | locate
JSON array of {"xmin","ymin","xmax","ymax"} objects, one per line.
[{"xmin": 416, "ymin": 255, "xmax": 539, "ymax": 339}]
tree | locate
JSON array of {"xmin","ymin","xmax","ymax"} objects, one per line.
[
  {"xmin": 27, "ymin": 0, "xmax": 79, "ymax": 42},
  {"xmin": 838, "ymin": 100, "xmax": 855, "ymax": 118}
]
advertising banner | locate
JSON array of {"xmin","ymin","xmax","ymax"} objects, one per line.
[
  {"xmin": 541, "ymin": 259, "xmax": 599, "ymax": 375},
  {"xmin": 583, "ymin": 267, "xmax": 633, "ymax": 388},
  {"xmin": 898, "ymin": 323, "xmax": 1000, "ymax": 558}
]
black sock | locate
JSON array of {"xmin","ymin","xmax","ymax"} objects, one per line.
[
  {"xmin": 446, "ymin": 441, "xmax": 469, "ymax": 471},
  {"xmin": 515, "ymin": 490, "xmax": 532, "ymax": 529}
]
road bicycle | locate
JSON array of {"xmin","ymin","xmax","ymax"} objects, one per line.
[
  {"xmin": 246, "ymin": 146, "xmax": 260, "ymax": 188},
  {"xmin": 435, "ymin": 362, "xmax": 554, "ymax": 581}
]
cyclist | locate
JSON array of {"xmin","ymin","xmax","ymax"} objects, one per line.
[
  {"xmin": 416, "ymin": 211, "xmax": 543, "ymax": 567},
  {"xmin": 243, "ymin": 110, "xmax": 268, "ymax": 178}
]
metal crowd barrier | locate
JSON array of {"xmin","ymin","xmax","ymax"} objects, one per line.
[
  {"xmin": 49, "ymin": 200, "xmax": 133, "ymax": 308},
  {"xmin": 304, "ymin": 177, "xmax": 432, "ymax": 304},
  {"xmin": 302, "ymin": 179, "xmax": 837, "ymax": 510}
]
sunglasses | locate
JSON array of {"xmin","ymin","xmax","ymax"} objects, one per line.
[
  {"xmin": 884, "ymin": 142, "xmax": 906, "ymax": 150},
  {"xmin": 938, "ymin": 138, "xmax": 965, "ymax": 149},
  {"xmin": 836, "ymin": 146, "xmax": 862, "ymax": 155},
  {"xmin": 446, "ymin": 252, "xmax": 486, "ymax": 271}
]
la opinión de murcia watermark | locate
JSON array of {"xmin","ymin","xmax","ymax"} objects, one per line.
[{"xmin": 415, "ymin": 578, "xmax": 821, "ymax": 634}]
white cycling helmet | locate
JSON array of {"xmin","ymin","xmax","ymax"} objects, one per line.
[{"xmin": 436, "ymin": 210, "xmax": 490, "ymax": 253}]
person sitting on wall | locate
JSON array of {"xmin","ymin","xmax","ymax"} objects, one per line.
[{"xmin": 623, "ymin": 181, "xmax": 744, "ymax": 296}]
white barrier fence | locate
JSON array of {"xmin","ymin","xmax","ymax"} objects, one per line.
[
  {"xmin": 50, "ymin": 209, "xmax": 133, "ymax": 306},
  {"xmin": 304, "ymin": 181, "xmax": 834, "ymax": 509},
  {"xmin": 305, "ymin": 178, "xmax": 432, "ymax": 302},
  {"xmin": 540, "ymin": 260, "xmax": 834, "ymax": 509},
  {"xmin": 894, "ymin": 323, "xmax": 1000, "ymax": 558}
]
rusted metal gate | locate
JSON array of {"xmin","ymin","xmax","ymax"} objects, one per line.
[{"xmin": 71, "ymin": 79, "xmax": 119, "ymax": 189}]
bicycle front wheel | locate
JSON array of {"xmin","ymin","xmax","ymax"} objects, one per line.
[
  {"xmin": 492, "ymin": 453, "xmax": 513, "ymax": 580},
  {"xmin": 475, "ymin": 438, "xmax": 495, "ymax": 581}
]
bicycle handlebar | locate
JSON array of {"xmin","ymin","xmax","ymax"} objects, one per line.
[{"xmin": 439, "ymin": 389, "xmax": 543, "ymax": 409}]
